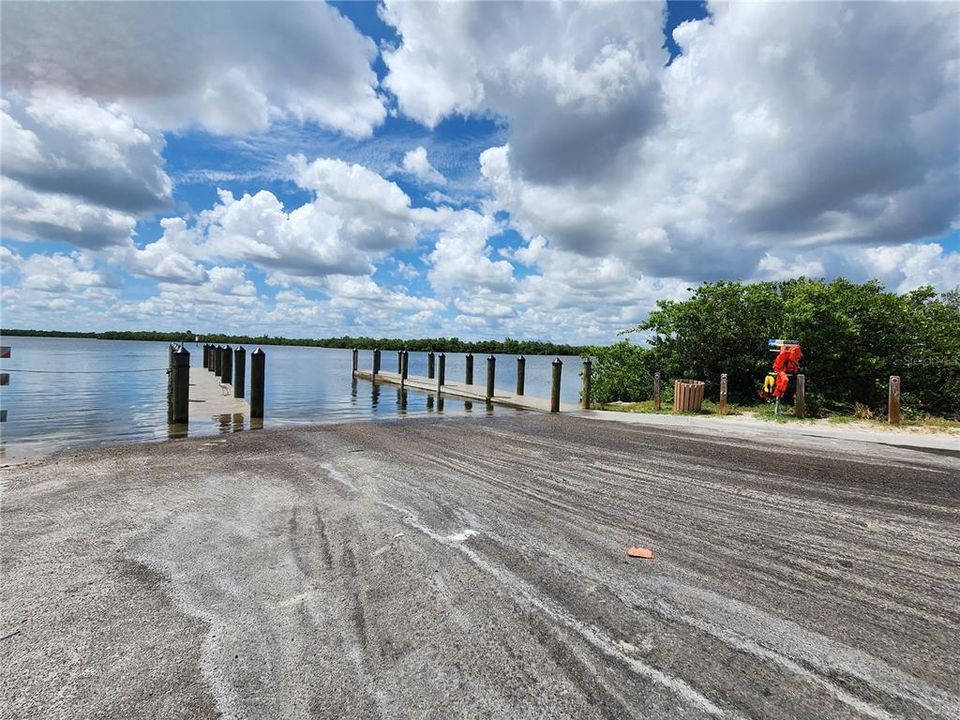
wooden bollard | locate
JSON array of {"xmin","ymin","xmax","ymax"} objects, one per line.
[
  {"xmin": 250, "ymin": 348, "xmax": 265, "ymax": 419},
  {"xmin": 401, "ymin": 350, "xmax": 409, "ymax": 380},
  {"xmin": 486, "ymin": 355, "xmax": 496, "ymax": 400},
  {"xmin": 373, "ymin": 348, "xmax": 381, "ymax": 376},
  {"xmin": 221, "ymin": 345, "xmax": 233, "ymax": 385},
  {"xmin": 719, "ymin": 373, "xmax": 728, "ymax": 415},
  {"xmin": 581, "ymin": 358, "xmax": 592, "ymax": 410},
  {"xmin": 171, "ymin": 345, "xmax": 190, "ymax": 425},
  {"xmin": 351, "ymin": 348, "xmax": 358, "ymax": 378},
  {"xmin": 516, "ymin": 355, "xmax": 525, "ymax": 395},
  {"xmin": 428, "ymin": 351, "xmax": 435, "ymax": 379},
  {"xmin": 437, "ymin": 352, "xmax": 445, "ymax": 393},
  {"xmin": 653, "ymin": 372, "xmax": 661, "ymax": 411},
  {"xmin": 465, "ymin": 353, "xmax": 474, "ymax": 384},
  {"xmin": 888, "ymin": 375, "xmax": 900, "ymax": 424},
  {"xmin": 167, "ymin": 343, "xmax": 175, "ymax": 423},
  {"xmin": 234, "ymin": 346, "xmax": 246, "ymax": 399},
  {"xmin": 214, "ymin": 345, "xmax": 222, "ymax": 375},
  {"xmin": 202, "ymin": 344, "xmax": 208, "ymax": 369},
  {"xmin": 551, "ymin": 358, "xmax": 562, "ymax": 413},
  {"xmin": 397, "ymin": 350, "xmax": 403, "ymax": 373},
  {"xmin": 795, "ymin": 374, "xmax": 805, "ymax": 418}
]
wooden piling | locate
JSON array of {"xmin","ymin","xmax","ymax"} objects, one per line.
[
  {"xmin": 202, "ymin": 344, "xmax": 209, "ymax": 370},
  {"xmin": 167, "ymin": 344, "xmax": 175, "ymax": 423},
  {"xmin": 234, "ymin": 346, "xmax": 246, "ymax": 399},
  {"xmin": 373, "ymin": 349, "xmax": 381, "ymax": 376},
  {"xmin": 516, "ymin": 356, "xmax": 526, "ymax": 396},
  {"xmin": 653, "ymin": 372, "xmax": 661, "ymax": 411},
  {"xmin": 397, "ymin": 350, "xmax": 403, "ymax": 373},
  {"xmin": 581, "ymin": 358, "xmax": 592, "ymax": 410},
  {"xmin": 221, "ymin": 345, "xmax": 233, "ymax": 386},
  {"xmin": 250, "ymin": 348, "xmax": 265, "ymax": 419},
  {"xmin": 888, "ymin": 375, "xmax": 900, "ymax": 424},
  {"xmin": 551, "ymin": 358, "xmax": 562, "ymax": 413},
  {"xmin": 437, "ymin": 352, "xmax": 445, "ymax": 394},
  {"xmin": 401, "ymin": 350, "xmax": 409, "ymax": 380},
  {"xmin": 719, "ymin": 373, "xmax": 728, "ymax": 415},
  {"xmin": 486, "ymin": 355, "xmax": 496, "ymax": 401},
  {"xmin": 351, "ymin": 348, "xmax": 358, "ymax": 378},
  {"xmin": 214, "ymin": 345, "xmax": 222, "ymax": 375},
  {"xmin": 795, "ymin": 374, "xmax": 805, "ymax": 418},
  {"xmin": 171, "ymin": 345, "xmax": 190, "ymax": 425},
  {"xmin": 428, "ymin": 351, "xmax": 435, "ymax": 379},
  {"xmin": 465, "ymin": 353, "xmax": 474, "ymax": 384}
]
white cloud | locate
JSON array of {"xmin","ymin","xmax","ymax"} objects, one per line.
[
  {"xmin": 121, "ymin": 218, "xmax": 207, "ymax": 285},
  {"xmin": 1, "ymin": 1, "xmax": 385, "ymax": 137},
  {"xmin": 401, "ymin": 146, "xmax": 446, "ymax": 185},
  {"xmin": 426, "ymin": 208, "xmax": 514, "ymax": 294}
]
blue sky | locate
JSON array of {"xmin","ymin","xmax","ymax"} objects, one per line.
[{"xmin": 1, "ymin": 1, "xmax": 957, "ymax": 342}]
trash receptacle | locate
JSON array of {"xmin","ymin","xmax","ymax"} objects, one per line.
[{"xmin": 674, "ymin": 379, "xmax": 705, "ymax": 412}]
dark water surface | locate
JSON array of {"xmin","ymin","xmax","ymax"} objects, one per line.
[{"xmin": 0, "ymin": 336, "xmax": 583, "ymax": 459}]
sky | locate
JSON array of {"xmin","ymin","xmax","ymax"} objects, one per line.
[{"xmin": 1, "ymin": 0, "xmax": 958, "ymax": 343}]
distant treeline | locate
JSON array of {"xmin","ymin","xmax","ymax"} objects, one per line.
[{"xmin": 0, "ymin": 328, "xmax": 590, "ymax": 357}]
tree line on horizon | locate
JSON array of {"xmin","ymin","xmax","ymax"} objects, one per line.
[{"xmin": 0, "ymin": 328, "xmax": 591, "ymax": 357}]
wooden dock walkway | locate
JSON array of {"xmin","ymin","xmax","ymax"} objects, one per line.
[
  {"xmin": 189, "ymin": 360, "xmax": 249, "ymax": 419},
  {"xmin": 355, "ymin": 370, "xmax": 563, "ymax": 413}
]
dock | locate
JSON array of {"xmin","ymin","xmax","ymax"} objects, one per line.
[
  {"xmin": 355, "ymin": 369, "xmax": 564, "ymax": 413},
  {"xmin": 189, "ymin": 360, "xmax": 249, "ymax": 419}
]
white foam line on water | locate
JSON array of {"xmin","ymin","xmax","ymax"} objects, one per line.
[{"xmin": 383, "ymin": 502, "xmax": 739, "ymax": 719}]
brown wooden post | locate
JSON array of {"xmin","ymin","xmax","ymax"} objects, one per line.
[
  {"xmin": 653, "ymin": 372, "xmax": 661, "ymax": 411},
  {"xmin": 233, "ymin": 346, "xmax": 246, "ymax": 399},
  {"xmin": 550, "ymin": 358, "xmax": 562, "ymax": 412},
  {"xmin": 581, "ymin": 358, "xmax": 592, "ymax": 410},
  {"xmin": 888, "ymin": 375, "xmax": 900, "ymax": 424},
  {"xmin": 485, "ymin": 355, "xmax": 496, "ymax": 401},
  {"xmin": 516, "ymin": 356, "xmax": 525, "ymax": 395},
  {"xmin": 397, "ymin": 349, "xmax": 403, "ymax": 373},
  {"xmin": 401, "ymin": 350, "xmax": 409, "ymax": 380},
  {"xmin": 220, "ymin": 345, "xmax": 233, "ymax": 386},
  {"xmin": 250, "ymin": 348, "xmax": 265, "ymax": 419},
  {"xmin": 465, "ymin": 353, "xmax": 474, "ymax": 385},
  {"xmin": 372, "ymin": 348, "xmax": 381, "ymax": 377},
  {"xmin": 428, "ymin": 351, "xmax": 435, "ymax": 379},
  {"xmin": 719, "ymin": 373, "xmax": 728, "ymax": 415},
  {"xmin": 437, "ymin": 352, "xmax": 445, "ymax": 393},
  {"xmin": 795, "ymin": 374, "xmax": 805, "ymax": 418},
  {"xmin": 171, "ymin": 345, "xmax": 190, "ymax": 425},
  {"xmin": 351, "ymin": 348, "xmax": 358, "ymax": 378}
]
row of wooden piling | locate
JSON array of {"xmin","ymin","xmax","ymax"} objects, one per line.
[
  {"xmin": 352, "ymin": 349, "xmax": 593, "ymax": 412},
  {"xmin": 167, "ymin": 343, "xmax": 266, "ymax": 425}
]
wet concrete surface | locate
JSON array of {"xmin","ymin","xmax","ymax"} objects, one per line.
[{"xmin": 2, "ymin": 414, "xmax": 958, "ymax": 719}]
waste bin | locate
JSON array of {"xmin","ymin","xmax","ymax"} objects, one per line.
[{"xmin": 674, "ymin": 379, "xmax": 705, "ymax": 412}]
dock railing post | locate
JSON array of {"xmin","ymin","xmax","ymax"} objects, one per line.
[
  {"xmin": 251, "ymin": 348, "xmax": 265, "ymax": 419},
  {"xmin": 428, "ymin": 351, "xmax": 435, "ymax": 379},
  {"xmin": 795, "ymin": 374, "xmax": 805, "ymax": 418},
  {"xmin": 202, "ymin": 344, "xmax": 208, "ymax": 370},
  {"xmin": 167, "ymin": 344, "xmax": 175, "ymax": 423},
  {"xmin": 437, "ymin": 352, "xmax": 446, "ymax": 394},
  {"xmin": 888, "ymin": 375, "xmax": 900, "ymax": 424},
  {"xmin": 485, "ymin": 355, "xmax": 496, "ymax": 401},
  {"xmin": 234, "ymin": 346, "xmax": 246, "ymax": 399},
  {"xmin": 465, "ymin": 353, "xmax": 474, "ymax": 385},
  {"xmin": 719, "ymin": 373, "xmax": 728, "ymax": 415},
  {"xmin": 401, "ymin": 350, "xmax": 409, "ymax": 380},
  {"xmin": 351, "ymin": 348, "xmax": 358, "ymax": 378},
  {"xmin": 373, "ymin": 348, "xmax": 381, "ymax": 377},
  {"xmin": 516, "ymin": 355, "xmax": 525, "ymax": 396},
  {"xmin": 581, "ymin": 358, "xmax": 592, "ymax": 410},
  {"xmin": 214, "ymin": 345, "xmax": 222, "ymax": 375},
  {"xmin": 397, "ymin": 349, "xmax": 403, "ymax": 373},
  {"xmin": 171, "ymin": 345, "xmax": 190, "ymax": 425},
  {"xmin": 551, "ymin": 358, "xmax": 562, "ymax": 413},
  {"xmin": 221, "ymin": 345, "xmax": 233, "ymax": 386},
  {"xmin": 653, "ymin": 372, "xmax": 662, "ymax": 411}
]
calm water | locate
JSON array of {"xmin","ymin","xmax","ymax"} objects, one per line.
[{"xmin": 0, "ymin": 336, "xmax": 584, "ymax": 459}]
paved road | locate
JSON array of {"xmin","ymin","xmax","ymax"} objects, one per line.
[{"xmin": 2, "ymin": 415, "xmax": 958, "ymax": 719}]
